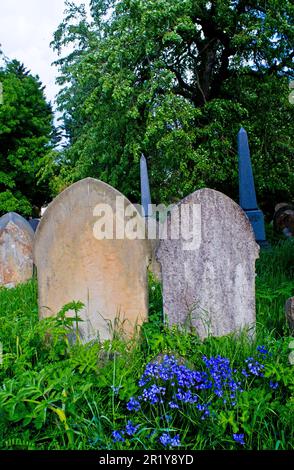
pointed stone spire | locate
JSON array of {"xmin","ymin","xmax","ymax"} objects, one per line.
[
  {"xmin": 237, "ymin": 127, "xmax": 267, "ymax": 246},
  {"xmin": 238, "ymin": 127, "xmax": 258, "ymax": 210},
  {"xmin": 140, "ymin": 154, "xmax": 152, "ymax": 217}
]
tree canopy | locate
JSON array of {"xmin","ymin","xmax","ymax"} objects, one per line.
[
  {"xmin": 52, "ymin": 0, "xmax": 294, "ymax": 211},
  {"xmin": 0, "ymin": 59, "xmax": 54, "ymax": 216}
]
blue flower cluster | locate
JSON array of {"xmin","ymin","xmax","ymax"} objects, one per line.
[
  {"xmin": 244, "ymin": 357, "xmax": 264, "ymax": 377},
  {"xmin": 202, "ymin": 355, "xmax": 243, "ymax": 404},
  {"xmin": 132, "ymin": 354, "xmax": 243, "ymax": 416},
  {"xmin": 257, "ymin": 345, "xmax": 268, "ymax": 355},
  {"xmin": 113, "ymin": 347, "xmax": 273, "ymax": 447},
  {"xmin": 159, "ymin": 433, "xmax": 180, "ymax": 447},
  {"xmin": 142, "ymin": 384, "xmax": 166, "ymax": 404},
  {"xmin": 112, "ymin": 420, "xmax": 139, "ymax": 443},
  {"xmin": 126, "ymin": 397, "xmax": 141, "ymax": 411}
]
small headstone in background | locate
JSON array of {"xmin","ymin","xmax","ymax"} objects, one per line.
[
  {"xmin": 285, "ymin": 297, "xmax": 294, "ymax": 333},
  {"xmin": 156, "ymin": 188, "xmax": 259, "ymax": 339},
  {"xmin": 34, "ymin": 178, "xmax": 150, "ymax": 343},
  {"xmin": 0, "ymin": 212, "xmax": 34, "ymax": 288},
  {"xmin": 273, "ymin": 203, "xmax": 294, "ymax": 238}
]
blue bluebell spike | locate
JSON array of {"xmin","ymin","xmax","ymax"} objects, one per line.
[
  {"xmin": 238, "ymin": 127, "xmax": 267, "ymax": 246},
  {"xmin": 140, "ymin": 154, "xmax": 152, "ymax": 217}
]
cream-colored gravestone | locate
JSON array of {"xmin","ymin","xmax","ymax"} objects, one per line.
[
  {"xmin": 34, "ymin": 178, "xmax": 149, "ymax": 342},
  {"xmin": 0, "ymin": 212, "xmax": 34, "ymax": 288},
  {"xmin": 156, "ymin": 189, "xmax": 259, "ymax": 339}
]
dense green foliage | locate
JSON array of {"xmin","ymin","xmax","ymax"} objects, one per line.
[
  {"xmin": 0, "ymin": 59, "xmax": 54, "ymax": 216},
  {"xmin": 52, "ymin": 0, "xmax": 294, "ymax": 211},
  {"xmin": 0, "ymin": 241, "xmax": 293, "ymax": 450}
]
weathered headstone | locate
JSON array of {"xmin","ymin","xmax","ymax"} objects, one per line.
[
  {"xmin": 156, "ymin": 189, "xmax": 259, "ymax": 339},
  {"xmin": 238, "ymin": 127, "xmax": 267, "ymax": 247},
  {"xmin": 0, "ymin": 212, "xmax": 34, "ymax": 288},
  {"xmin": 285, "ymin": 297, "xmax": 294, "ymax": 333},
  {"xmin": 34, "ymin": 178, "xmax": 149, "ymax": 342}
]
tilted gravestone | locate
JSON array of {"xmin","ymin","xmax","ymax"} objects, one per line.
[
  {"xmin": 156, "ymin": 189, "xmax": 259, "ymax": 339},
  {"xmin": 34, "ymin": 178, "xmax": 150, "ymax": 342},
  {"xmin": 0, "ymin": 212, "xmax": 34, "ymax": 288}
]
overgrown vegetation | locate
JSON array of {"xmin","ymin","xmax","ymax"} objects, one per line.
[{"xmin": 0, "ymin": 241, "xmax": 293, "ymax": 450}]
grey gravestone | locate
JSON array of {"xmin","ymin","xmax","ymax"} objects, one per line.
[
  {"xmin": 285, "ymin": 297, "xmax": 294, "ymax": 333},
  {"xmin": 0, "ymin": 212, "xmax": 34, "ymax": 288},
  {"xmin": 156, "ymin": 189, "xmax": 259, "ymax": 339},
  {"xmin": 34, "ymin": 178, "xmax": 150, "ymax": 343}
]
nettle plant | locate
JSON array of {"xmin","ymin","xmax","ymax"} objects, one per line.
[{"xmin": 111, "ymin": 347, "xmax": 290, "ymax": 449}]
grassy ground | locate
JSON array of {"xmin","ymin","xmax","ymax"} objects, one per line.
[{"xmin": 0, "ymin": 240, "xmax": 293, "ymax": 450}]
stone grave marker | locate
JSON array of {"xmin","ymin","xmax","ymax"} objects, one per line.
[
  {"xmin": 0, "ymin": 212, "xmax": 34, "ymax": 288},
  {"xmin": 156, "ymin": 188, "xmax": 259, "ymax": 339},
  {"xmin": 34, "ymin": 178, "xmax": 150, "ymax": 342}
]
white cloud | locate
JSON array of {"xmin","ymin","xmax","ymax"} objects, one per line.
[{"xmin": 0, "ymin": 0, "xmax": 89, "ymax": 110}]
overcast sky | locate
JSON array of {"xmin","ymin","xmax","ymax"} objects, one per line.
[{"xmin": 0, "ymin": 0, "xmax": 89, "ymax": 111}]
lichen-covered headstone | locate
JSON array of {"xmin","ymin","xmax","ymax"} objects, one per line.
[
  {"xmin": 156, "ymin": 189, "xmax": 259, "ymax": 339},
  {"xmin": 0, "ymin": 212, "xmax": 34, "ymax": 288},
  {"xmin": 34, "ymin": 178, "xmax": 149, "ymax": 342}
]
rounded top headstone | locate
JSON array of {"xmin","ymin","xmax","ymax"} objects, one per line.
[
  {"xmin": 34, "ymin": 177, "xmax": 149, "ymax": 343},
  {"xmin": 0, "ymin": 212, "xmax": 34, "ymax": 239},
  {"xmin": 156, "ymin": 188, "xmax": 259, "ymax": 339}
]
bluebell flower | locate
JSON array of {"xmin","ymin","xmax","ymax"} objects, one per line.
[
  {"xmin": 245, "ymin": 357, "xmax": 264, "ymax": 377},
  {"xmin": 176, "ymin": 388, "xmax": 198, "ymax": 404},
  {"xmin": 127, "ymin": 397, "xmax": 141, "ymax": 411},
  {"xmin": 257, "ymin": 346, "xmax": 268, "ymax": 355},
  {"xmin": 112, "ymin": 430, "xmax": 125, "ymax": 443},
  {"xmin": 142, "ymin": 384, "xmax": 166, "ymax": 404},
  {"xmin": 159, "ymin": 433, "xmax": 180, "ymax": 447},
  {"xmin": 169, "ymin": 401, "xmax": 179, "ymax": 409},
  {"xmin": 233, "ymin": 433, "xmax": 245, "ymax": 445},
  {"xmin": 170, "ymin": 434, "xmax": 181, "ymax": 446},
  {"xmin": 125, "ymin": 420, "xmax": 139, "ymax": 436},
  {"xmin": 159, "ymin": 433, "xmax": 171, "ymax": 447},
  {"xmin": 269, "ymin": 381, "xmax": 279, "ymax": 390}
]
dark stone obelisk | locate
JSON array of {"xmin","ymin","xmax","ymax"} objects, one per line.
[
  {"xmin": 238, "ymin": 127, "xmax": 267, "ymax": 246},
  {"xmin": 140, "ymin": 154, "xmax": 152, "ymax": 217}
]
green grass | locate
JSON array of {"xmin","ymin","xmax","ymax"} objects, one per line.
[{"xmin": 0, "ymin": 241, "xmax": 293, "ymax": 450}]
